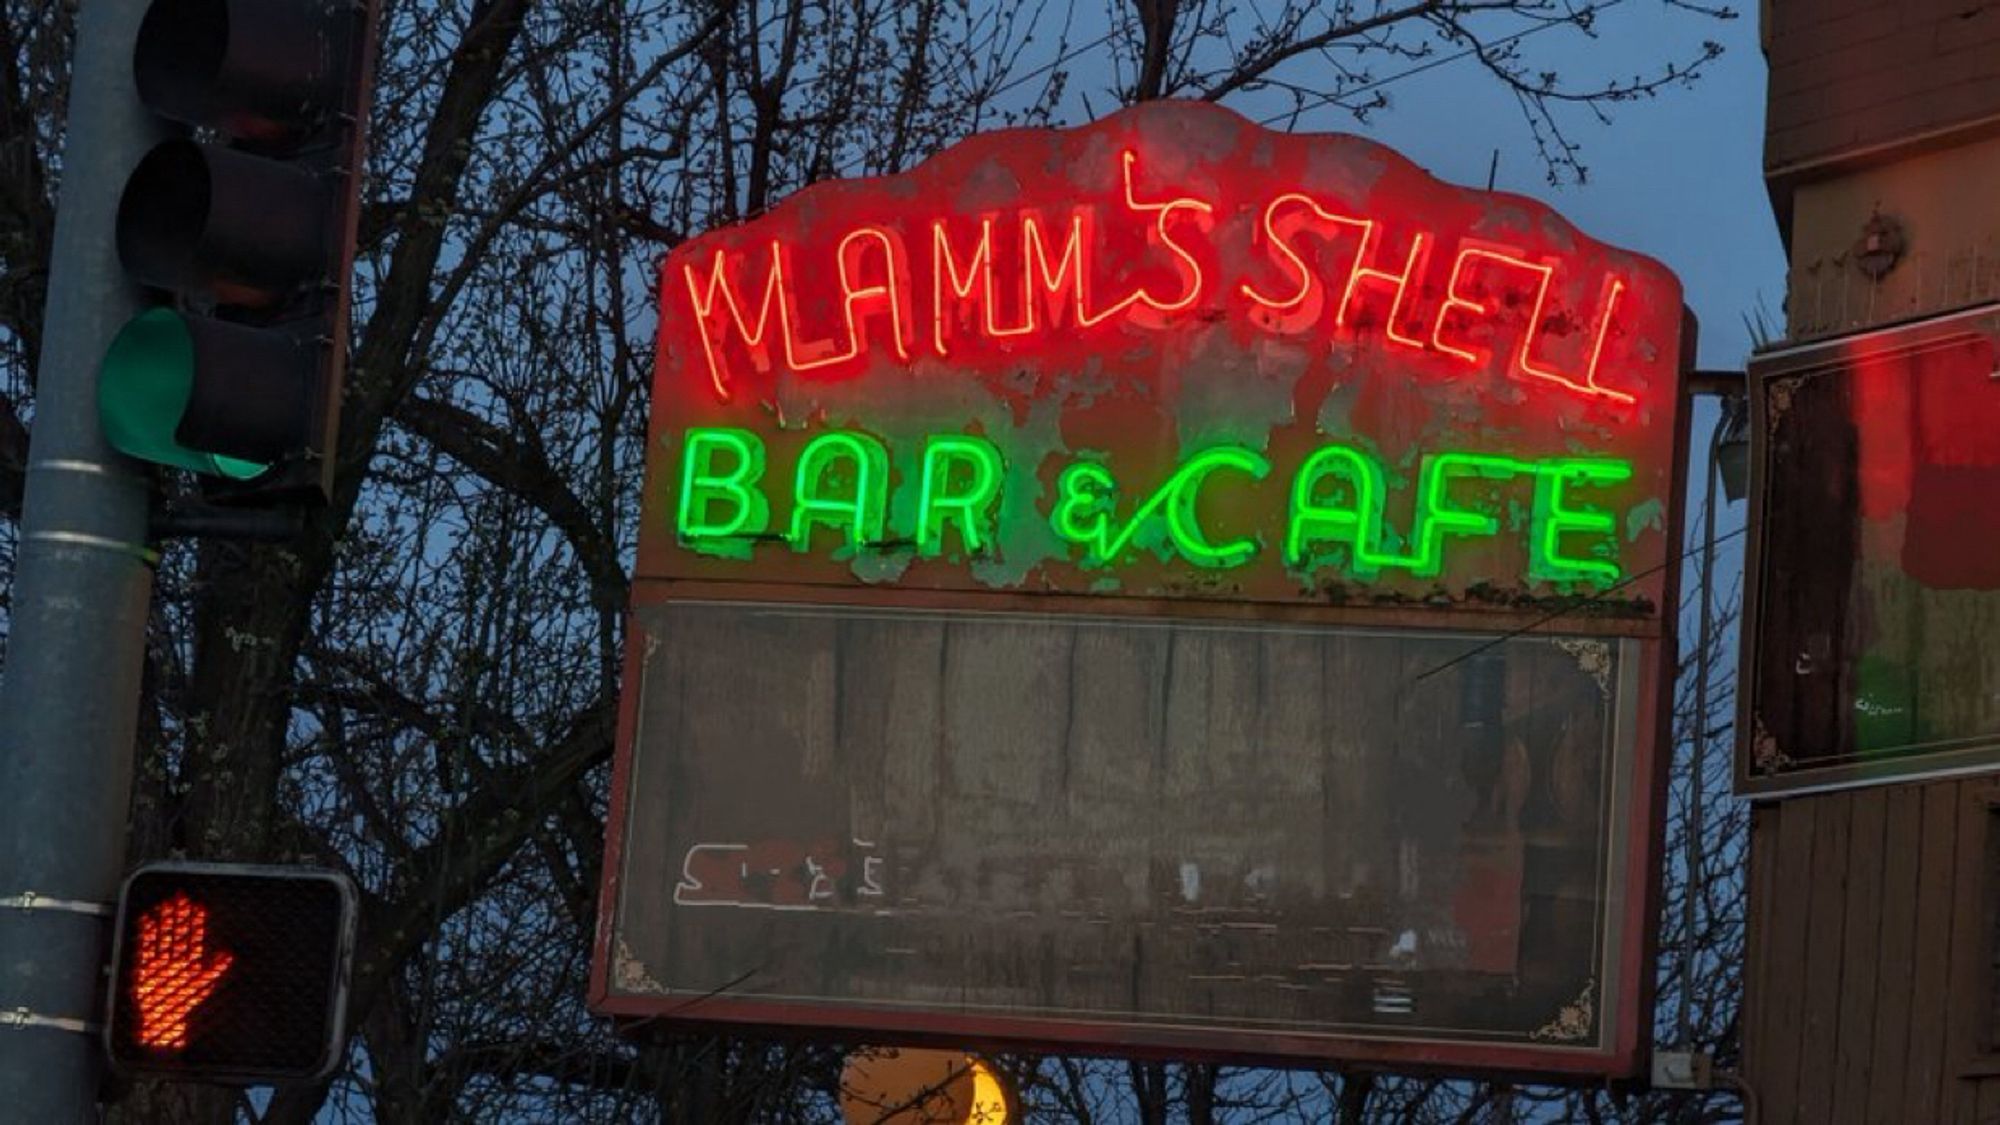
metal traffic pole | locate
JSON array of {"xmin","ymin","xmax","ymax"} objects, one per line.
[{"xmin": 0, "ymin": 0, "xmax": 162, "ymax": 1117}]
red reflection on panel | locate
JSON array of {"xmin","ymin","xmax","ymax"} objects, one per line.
[
  {"xmin": 1905, "ymin": 339, "xmax": 2000, "ymax": 588},
  {"xmin": 1846, "ymin": 335, "xmax": 2000, "ymax": 589}
]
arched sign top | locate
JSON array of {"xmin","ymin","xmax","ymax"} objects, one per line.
[{"xmin": 643, "ymin": 101, "xmax": 1688, "ymax": 620}]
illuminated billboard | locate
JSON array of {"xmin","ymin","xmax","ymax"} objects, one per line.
[{"xmin": 593, "ymin": 101, "xmax": 1688, "ymax": 1079}]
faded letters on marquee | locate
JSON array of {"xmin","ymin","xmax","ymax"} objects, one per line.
[{"xmin": 639, "ymin": 101, "xmax": 1685, "ymax": 615}]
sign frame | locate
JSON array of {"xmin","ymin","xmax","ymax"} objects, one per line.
[
  {"xmin": 590, "ymin": 564, "xmax": 1688, "ymax": 1081},
  {"xmin": 591, "ymin": 101, "xmax": 1693, "ymax": 1082},
  {"xmin": 1737, "ymin": 302, "xmax": 2000, "ymax": 798}
]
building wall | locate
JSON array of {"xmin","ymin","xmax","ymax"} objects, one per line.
[
  {"xmin": 1784, "ymin": 136, "xmax": 2000, "ymax": 339},
  {"xmin": 1744, "ymin": 780, "xmax": 2000, "ymax": 1122},
  {"xmin": 1766, "ymin": 0, "xmax": 2000, "ymax": 178},
  {"xmin": 1747, "ymin": 3, "xmax": 2000, "ymax": 1121}
]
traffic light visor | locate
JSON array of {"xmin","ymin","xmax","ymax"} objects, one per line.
[
  {"xmin": 118, "ymin": 140, "xmax": 329, "ymax": 309},
  {"xmin": 135, "ymin": 0, "xmax": 340, "ymax": 142},
  {"xmin": 99, "ymin": 309, "xmax": 266, "ymax": 479}
]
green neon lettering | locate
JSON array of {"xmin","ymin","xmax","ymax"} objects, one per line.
[
  {"xmin": 1053, "ymin": 447, "xmax": 1270, "ymax": 568},
  {"xmin": 677, "ymin": 427, "xmax": 770, "ymax": 554},
  {"xmin": 1406, "ymin": 452, "xmax": 1531, "ymax": 578},
  {"xmin": 1530, "ymin": 458, "xmax": 1633, "ymax": 586},
  {"xmin": 915, "ymin": 435, "xmax": 1003, "ymax": 557},
  {"xmin": 1290, "ymin": 445, "xmax": 1582, "ymax": 579},
  {"xmin": 673, "ymin": 424, "xmax": 1635, "ymax": 588},
  {"xmin": 790, "ymin": 430, "xmax": 889, "ymax": 552},
  {"xmin": 1051, "ymin": 461, "xmax": 1119, "ymax": 556},
  {"xmin": 1166, "ymin": 448, "xmax": 1271, "ymax": 567},
  {"xmin": 1287, "ymin": 444, "xmax": 1385, "ymax": 573}
]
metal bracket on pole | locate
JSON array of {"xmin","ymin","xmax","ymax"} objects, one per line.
[
  {"xmin": 0, "ymin": 1007, "xmax": 99, "ymax": 1037},
  {"xmin": 20, "ymin": 530, "xmax": 159, "ymax": 565},
  {"xmin": 22, "ymin": 460, "xmax": 162, "ymax": 564},
  {"xmin": 149, "ymin": 501, "xmax": 305, "ymax": 543},
  {"xmin": 0, "ymin": 894, "xmax": 115, "ymax": 1036},
  {"xmin": 0, "ymin": 893, "xmax": 113, "ymax": 918}
]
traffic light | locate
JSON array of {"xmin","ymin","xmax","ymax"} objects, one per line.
[
  {"xmin": 98, "ymin": 0, "xmax": 379, "ymax": 504},
  {"xmin": 105, "ymin": 863, "xmax": 359, "ymax": 1084}
]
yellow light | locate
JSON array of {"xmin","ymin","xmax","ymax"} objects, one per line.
[
  {"xmin": 968, "ymin": 1059, "xmax": 1009, "ymax": 1124},
  {"xmin": 839, "ymin": 1048, "xmax": 1010, "ymax": 1124}
]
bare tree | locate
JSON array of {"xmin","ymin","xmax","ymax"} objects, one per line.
[{"xmin": 0, "ymin": 1, "xmax": 1740, "ymax": 1120}]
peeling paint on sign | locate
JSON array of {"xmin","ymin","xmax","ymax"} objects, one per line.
[{"xmin": 638, "ymin": 101, "xmax": 1686, "ymax": 618}]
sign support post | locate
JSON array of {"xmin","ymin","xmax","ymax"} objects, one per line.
[{"xmin": 0, "ymin": 0, "xmax": 159, "ymax": 1116}]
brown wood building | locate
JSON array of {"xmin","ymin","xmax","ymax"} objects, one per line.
[{"xmin": 1743, "ymin": 2, "xmax": 2000, "ymax": 1121}]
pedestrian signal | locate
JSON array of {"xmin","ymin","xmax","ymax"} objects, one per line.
[{"xmin": 106, "ymin": 863, "xmax": 357, "ymax": 1084}]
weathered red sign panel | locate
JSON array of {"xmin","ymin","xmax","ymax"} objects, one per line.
[
  {"xmin": 634, "ymin": 101, "xmax": 1684, "ymax": 623},
  {"xmin": 594, "ymin": 101, "xmax": 1688, "ymax": 1080},
  {"xmin": 1740, "ymin": 305, "xmax": 2000, "ymax": 796}
]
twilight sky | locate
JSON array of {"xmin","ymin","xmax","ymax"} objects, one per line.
[
  {"xmin": 1295, "ymin": 2, "xmax": 1788, "ymax": 374},
  {"xmin": 1037, "ymin": 2, "xmax": 1789, "ymax": 374}
]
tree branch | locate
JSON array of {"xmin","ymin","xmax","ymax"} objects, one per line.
[
  {"xmin": 397, "ymin": 390, "xmax": 629, "ymax": 613},
  {"xmin": 1197, "ymin": 1, "xmax": 1441, "ymax": 103}
]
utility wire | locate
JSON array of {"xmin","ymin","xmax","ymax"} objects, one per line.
[{"xmin": 1409, "ymin": 522, "xmax": 1745, "ymax": 685}]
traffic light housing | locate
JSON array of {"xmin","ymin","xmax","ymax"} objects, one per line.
[
  {"xmin": 99, "ymin": 0, "xmax": 379, "ymax": 503},
  {"xmin": 105, "ymin": 863, "xmax": 359, "ymax": 1084}
]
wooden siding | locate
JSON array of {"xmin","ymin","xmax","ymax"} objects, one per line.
[{"xmin": 1744, "ymin": 779, "xmax": 2000, "ymax": 1121}]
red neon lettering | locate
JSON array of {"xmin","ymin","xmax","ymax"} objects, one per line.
[
  {"xmin": 683, "ymin": 161, "xmax": 1643, "ymax": 408},
  {"xmin": 1431, "ymin": 246, "xmax": 1506, "ymax": 366},
  {"xmin": 1022, "ymin": 209, "xmax": 1100, "ymax": 329},
  {"xmin": 1336, "ymin": 226, "xmax": 1432, "ymax": 351},
  {"xmin": 685, "ymin": 232, "xmax": 914, "ymax": 396},
  {"xmin": 931, "ymin": 217, "xmax": 1032, "ymax": 357},
  {"xmin": 1522, "ymin": 275, "xmax": 1632, "ymax": 403},
  {"xmin": 1432, "ymin": 248, "xmax": 1635, "ymax": 404},
  {"xmin": 774, "ymin": 238, "xmax": 844, "ymax": 368},
  {"xmin": 1239, "ymin": 193, "xmax": 1369, "ymax": 333},
  {"xmin": 1113, "ymin": 149, "xmax": 1213, "ymax": 325},
  {"xmin": 784, "ymin": 227, "xmax": 914, "ymax": 372},
  {"xmin": 992, "ymin": 150, "xmax": 1214, "ymax": 337},
  {"xmin": 683, "ymin": 245, "xmax": 785, "ymax": 402}
]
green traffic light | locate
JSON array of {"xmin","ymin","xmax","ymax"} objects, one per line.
[{"xmin": 99, "ymin": 308, "xmax": 266, "ymax": 480}]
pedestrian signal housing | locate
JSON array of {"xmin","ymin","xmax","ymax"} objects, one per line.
[{"xmin": 105, "ymin": 863, "xmax": 358, "ymax": 1084}]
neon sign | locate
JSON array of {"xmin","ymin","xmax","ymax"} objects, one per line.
[
  {"xmin": 610, "ymin": 104, "xmax": 1691, "ymax": 1086},
  {"xmin": 675, "ymin": 426, "xmax": 1633, "ymax": 587},
  {"xmin": 645, "ymin": 101, "xmax": 1685, "ymax": 616},
  {"xmin": 681, "ymin": 149, "xmax": 1636, "ymax": 407}
]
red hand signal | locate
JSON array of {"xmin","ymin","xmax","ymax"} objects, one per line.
[{"xmin": 133, "ymin": 892, "xmax": 234, "ymax": 1050}]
